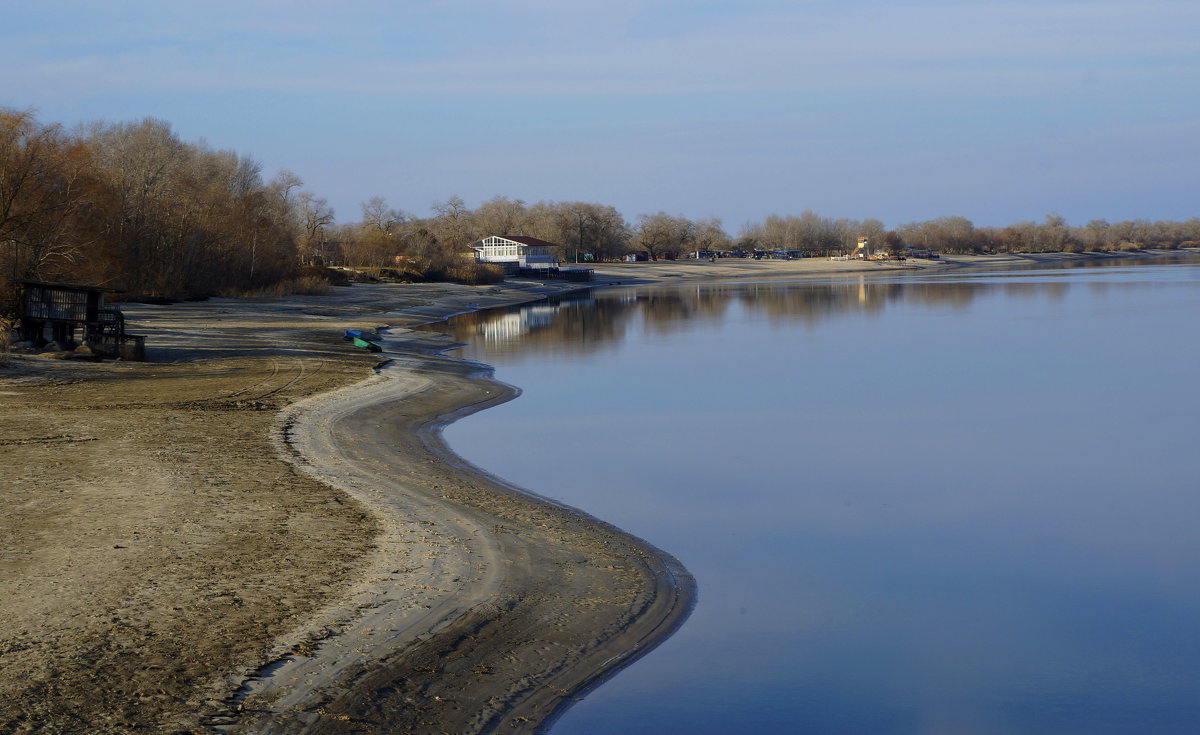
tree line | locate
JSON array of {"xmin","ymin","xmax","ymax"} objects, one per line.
[
  {"xmin": 1, "ymin": 109, "xmax": 323, "ymax": 308},
  {"xmin": 329, "ymin": 200, "xmax": 1200, "ymax": 269},
  {"xmin": 5, "ymin": 108, "xmax": 1200, "ymax": 310}
]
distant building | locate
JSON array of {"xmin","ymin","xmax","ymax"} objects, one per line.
[{"xmin": 471, "ymin": 235, "xmax": 559, "ymax": 274}]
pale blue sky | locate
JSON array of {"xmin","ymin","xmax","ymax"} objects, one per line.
[{"xmin": 4, "ymin": 1, "xmax": 1197, "ymax": 229}]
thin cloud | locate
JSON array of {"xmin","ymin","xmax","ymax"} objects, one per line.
[
  {"xmin": 4, "ymin": 0, "xmax": 1197, "ymax": 226},
  {"xmin": 6, "ymin": 0, "xmax": 1196, "ymax": 100}
]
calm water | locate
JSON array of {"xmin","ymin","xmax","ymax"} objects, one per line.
[{"xmin": 431, "ymin": 258, "xmax": 1200, "ymax": 735}]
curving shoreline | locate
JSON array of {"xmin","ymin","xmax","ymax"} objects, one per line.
[
  {"xmin": 412, "ymin": 352, "xmax": 698, "ymax": 734},
  {"xmin": 4, "ymin": 251, "xmax": 1191, "ymax": 733},
  {"xmin": 223, "ymin": 332, "xmax": 696, "ymax": 733},
  {"xmin": 225, "ymin": 249, "xmax": 1195, "ymax": 732}
]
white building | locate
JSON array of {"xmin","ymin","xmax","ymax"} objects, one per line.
[{"xmin": 471, "ymin": 235, "xmax": 559, "ymax": 274}]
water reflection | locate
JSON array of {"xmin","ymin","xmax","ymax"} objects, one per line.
[
  {"xmin": 434, "ymin": 259, "xmax": 1200, "ymax": 735},
  {"xmin": 427, "ymin": 266, "xmax": 1183, "ymax": 362}
]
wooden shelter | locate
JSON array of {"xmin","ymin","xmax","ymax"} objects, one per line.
[{"xmin": 15, "ymin": 280, "xmax": 145, "ymax": 360}]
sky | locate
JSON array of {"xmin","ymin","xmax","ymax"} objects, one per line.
[{"xmin": 3, "ymin": 0, "xmax": 1198, "ymax": 231}]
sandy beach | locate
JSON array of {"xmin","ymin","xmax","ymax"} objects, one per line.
[{"xmin": 0, "ymin": 252, "xmax": 1184, "ymax": 733}]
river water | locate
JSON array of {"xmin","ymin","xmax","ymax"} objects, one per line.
[{"xmin": 430, "ymin": 257, "xmax": 1200, "ymax": 735}]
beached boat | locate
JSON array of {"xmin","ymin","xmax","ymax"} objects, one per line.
[{"xmin": 352, "ymin": 336, "xmax": 382, "ymax": 352}]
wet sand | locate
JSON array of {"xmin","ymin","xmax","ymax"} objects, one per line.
[{"xmin": 1, "ymin": 252, "xmax": 1187, "ymax": 733}]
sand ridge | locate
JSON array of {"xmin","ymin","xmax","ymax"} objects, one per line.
[{"xmin": 223, "ymin": 334, "xmax": 693, "ymax": 733}]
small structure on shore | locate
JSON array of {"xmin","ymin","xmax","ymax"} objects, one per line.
[
  {"xmin": 470, "ymin": 235, "xmax": 592, "ymax": 281},
  {"xmin": 14, "ymin": 280, "xmax": 145, "ymax": 360},
  {"xmin": 471, "ymin": 235, "xmax": 560, "ymax": 275}
]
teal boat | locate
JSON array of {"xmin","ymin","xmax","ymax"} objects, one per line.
[{"xmin": 352, "ymin": 336, "xmax": 382, "ymax": 352}]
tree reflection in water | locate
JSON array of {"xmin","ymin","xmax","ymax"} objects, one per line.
[{"xmin": 428, "ymin": 274, "xmax": 1078, "ymax": 364}]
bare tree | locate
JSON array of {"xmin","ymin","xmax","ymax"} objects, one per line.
[
  {"xmin": 472, "ymin": 195, "xmax": 528, "ymax": 238},
  {"xmin": 584, "ymin": 204, "xmax": 630, "ymax": 261},
  {"xmin": 693, "ymin": 217, "xmax": 731, "ymax": 255},
  {"xmin": 83, "ymin": 117, "xmax": 191, "ymax": 293},
  {"xmin": 342, "ymin": 196, "xmax": 409, "ymax": 267},
  {"xmin": 634, "ymin": 212, "xmax": 694, "ymax": 260},
  {"xmin": 1039, "ymin": 213, "xmax": 1072, "ymax": 252},
  {"xmin": 361, "ymin": 196, "xmax": 405, "ymax": 233},
  {"xmin": 430, "ymin": 195, "xmax": 472, "ymax": 251},
  {"xmin": 0, "ymin": 109, "xmax": 92, "ymax": 284},
  {"xmin": 297, "ymin": 191, "xmax": 334, "ymax": 264}
]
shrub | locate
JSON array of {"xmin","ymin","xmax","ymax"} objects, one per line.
[
  {"xmin": 220, "ymin": 274, "xmax": 330, "ymax": 299},
  {"xmin": 282, "ymin": 274, "xmax": 332, "ymax": 295},
  {"xmin": 297, "ymin": 265, "xmax": 351, "ymax": 286},
  {"xmin": 446, "ymin": 262, "xmax": 505, "ymax": 285},
  {"xmin": 0, "ymin": 317, "xmax": 13, "ymax": 366}
]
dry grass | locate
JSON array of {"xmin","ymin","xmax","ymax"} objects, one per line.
[
  {"xmin": 281, "ymin": 274, "xmax": 334, "ymax": 295},
  {"xmin": 222, "ymin": 275, "xmax": 332, "ymax": 299},
  {"xmin": 445, "ymin": 262, "xmax": 504, "ymax": 285},
  {"xmin": 336, "ymin": 259, "xmax": 503, "ymax": 285}
]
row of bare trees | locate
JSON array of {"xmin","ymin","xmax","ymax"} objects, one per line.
[
  {"xmin": 337, "ymin": 197, "xmax": 1200, "ymax": 268},
  {"xmin": 955, "ymin": 215, "xmax": 1200, "ymax": 254},
  {"xmin": 885, "ymin": 214, "xmax": 1200, "ymax": 256},
  {"xmin": 6, "ymin": 108, "xmax": 1200, "ymax": 308},
  {"xmin": 332, "ymin": 195, "xmax": 737, "ymax": 269},
  {"xmin": 737, "ymin": 212, "xmax": 894, "ymax": 256},
  {"xmin": 329, "ymin": 196, "xmax": 636, "ymax": 272},
  {"xmin": 2, "ymin": 109, "xmax": 326, "ymax": 305},
  {"xmin": 735, "ymin": 213, "xmax": 1200, "ymax": 257}
]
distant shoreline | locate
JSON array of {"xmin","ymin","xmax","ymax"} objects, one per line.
[{"xmin": 577, "ymin": 246, "xmax": 1200, "ymax": 286}]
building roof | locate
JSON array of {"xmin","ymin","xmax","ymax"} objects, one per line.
[
  {"xmin": 14, "ymin": 279, "xmax": 120, "ymax": 293},
  {"xmin": 475, "ymin": 235, "xmax": 561, "ymax": 249},
  {"xmin": 503, "ymin": 235, "xmax": 559, "ymax": 248}
]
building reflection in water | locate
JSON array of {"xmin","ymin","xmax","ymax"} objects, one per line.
[{"xmin": 426, "ymin": 270, "xmax": 1094, "ymax": 364}]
